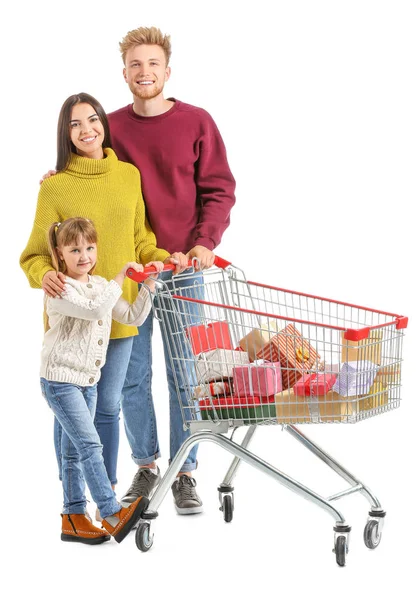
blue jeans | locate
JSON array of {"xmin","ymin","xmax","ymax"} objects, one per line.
[
  {"xmin": 41, "ymin": 378, "xmax": 121, "ymax": 518},
  {"xmin": 122, "ymin": 270, "xmax": 204, "ymax": 472},
  {"xmin": 54, "ymin": 337, "xmax": 133, "ymax": 485}
]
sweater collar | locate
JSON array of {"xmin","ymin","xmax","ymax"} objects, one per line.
[
  {"xmin": 127, "ymin": 98, "xmax": 180, "ymax": 123},
  {"xmin": 66, "ymin": 147, "xmax": 117, "ymax": 177}
]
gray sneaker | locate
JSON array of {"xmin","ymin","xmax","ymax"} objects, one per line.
[
  {"xmin": 171, "ymin": 475, "xmax": 203, "ymax": 515},
  {"xmin": 121, "ymin": 467, "xmax": 162, "ymax": 503}
]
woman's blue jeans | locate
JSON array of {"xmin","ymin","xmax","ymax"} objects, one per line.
[
  {"xmin": 53, "ymin": 337, "xmax": 133, "ymax": 485},
  {"xmin": 41, "ymin": 378, "xmax": 121, "ymax": 518},
  {"xmin": 121, "ymin": 270, "xmax": 203, "ymax": 472}
]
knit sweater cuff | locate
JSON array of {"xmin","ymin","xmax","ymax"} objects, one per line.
[{"xmin": 193, "ymin": 238, "xmax": 216, "ymax": 251}]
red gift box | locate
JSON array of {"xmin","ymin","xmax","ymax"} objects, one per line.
[
  {"xmin": 199, "ymin": 395, "xmax": 274, "ymax": 409},
  {"xmin": 232, "ymin": 362, "xmax": 282, "ymax": 397},
  {"xmin": 293, "ymin": 373, "xmax": 337, "ymax": 396},
  {"xmin": 256, "ymin": 323, "xmax": 320, "ymax": 389},
  {"xmin": 186, "ymin": 321, "xmax": 233, "ymax": 355}
]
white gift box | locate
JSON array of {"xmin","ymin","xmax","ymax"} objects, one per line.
[
  {"xmin": 332, "ymin": 360, "xmax": 378, "ymax": 397},
  {"xmin": 195, "ymin": 349, "xmax": 250, "ymax": 383}
]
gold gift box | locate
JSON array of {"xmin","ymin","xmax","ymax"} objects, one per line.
[
  {"xmin": 239, "ymin": 320, "xmax": 278, "ymax": 362},
  {"xmin": 341, "ymin": 330, "xmax": 383, "ymax": 365}
]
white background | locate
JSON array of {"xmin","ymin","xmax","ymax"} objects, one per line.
[{"xmin": 1, "ymin": 0, "xmax": 418, "ymax": 597}]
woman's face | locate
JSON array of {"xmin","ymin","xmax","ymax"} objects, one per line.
[{"xmin": 69, "ymin": 103, "xmax": 105, "ymax": 159}]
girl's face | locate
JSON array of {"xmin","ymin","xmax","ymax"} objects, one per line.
[
  {"xmin": 58, "ymin": 237, "xmax": 97, "ymax": 281},
  {"xmin": 69, "ymin": 103, "xmax": 105, "ymax": 159}
]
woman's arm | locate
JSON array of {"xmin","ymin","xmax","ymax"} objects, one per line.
[
  {"xmin": 19, "ymin": 182, "xmax": 60, "ymax": 289},
  {"xmin": 48, "ymin": 280, "xmax": 122, "ymax": 321},
  {"xmin": 134, "ymin": 183, "xmax": 170, "ymax": 265}
]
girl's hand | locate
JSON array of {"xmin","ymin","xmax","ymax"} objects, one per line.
[
  {"xmin": 164, "ymin": 252, "xmax": 189, "ymax": 275},
  {"xmin": 114, "ymin": 262, "xmax": 144, "ymax": 287},
  {"xmin": 143, "ymin": 261, "xmax": 164, "ymax": 292},
  {"xmin": 42, "ymin": 270, "xmax": 66, "ymax": 298}
]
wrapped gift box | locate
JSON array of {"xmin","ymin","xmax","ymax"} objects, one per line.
[
  {"xmin": 256, "ymin": 323, "xmax": 320, "ymax": 389},
  {"xmin": 238, "ymin": 320, "xmax": 279, "ymax": 361},
  {"xmin": 193, "ymin": 381, "xmax": 232, "ymax": 399},
  {"xmin": 199, "ymin": 401, "xmax": 277, "ymax": 423},
  {"xmin": 233, "ymin": 361, "xmax": 282, "ymax": 397},
  {"xmin": 341, "ymin": 330, "xmax": 383, "ymax": 365},
  {"xmin": 332, "ymin": 360, "xmax": 378, "ymax": 397},
  {"xmin": 274, "ymin": 389, "xmax": 357, "ymax": 423},
  {"xmin": 376, "ymin": 365, "xmax": 401, "ymax": 386},
  {"xmin": 186, "ymin": 321, "xmax": 233, "ymax": 355},
  {"xmin": 195, "ymin": 349, "xmax": 250, "ymax": 382},
  {"xmin": 293, "ymin": 373, "xmax": 337, "ymax": 396},
  {"xmin": 358, "ymin": 381, "xmax": 388, "ymax": 411}
]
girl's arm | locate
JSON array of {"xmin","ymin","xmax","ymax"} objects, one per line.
[
  {"xmin": 48, "ymin": 280, "xmax": 122, "ymax": 321},
  {"xmin": 112, "ymin": 285, "xmax": 153, "ymax": 327}
]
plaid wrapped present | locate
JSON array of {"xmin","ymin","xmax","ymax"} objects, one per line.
[{"xmin": 256, "ymin": 323, "xmax": 320, "ymax": 389}]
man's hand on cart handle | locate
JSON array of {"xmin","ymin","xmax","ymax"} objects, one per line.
[
  {"xmin": 186, "ymin": 245, "xmax": 215, "ymax": 271},
  {"xmin": 164, "ymin": 252, "xmax": 189, "ymax": 275}
]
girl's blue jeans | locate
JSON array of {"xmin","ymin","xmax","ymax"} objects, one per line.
[{"xmin": 41, "ymin": 378, "xmax": 121, "ymax": 518}]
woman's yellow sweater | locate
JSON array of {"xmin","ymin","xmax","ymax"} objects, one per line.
[{"xmin": 20, "ymin": 148, "xmax": 170, "ymax": 339}]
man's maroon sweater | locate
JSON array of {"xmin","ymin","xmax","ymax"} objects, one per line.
[{"xmin": 108, "ymin": 99, "xmax": 236, "ymax": 255}]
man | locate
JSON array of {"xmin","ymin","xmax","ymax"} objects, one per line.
[{"xmin": 110, "ymin": 26, "xmax": 235, "ymax": 514}]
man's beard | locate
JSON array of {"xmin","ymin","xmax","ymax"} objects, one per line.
[{"xmin": 129, "ymin": 80, "xmax": 164, "ymax": 100}]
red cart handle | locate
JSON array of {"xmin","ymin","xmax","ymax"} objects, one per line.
[{"xmin": 127, "ymin": 255, "xmax": 231, "ymax": 283}]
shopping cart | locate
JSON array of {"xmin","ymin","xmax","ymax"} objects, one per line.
[{"xmin": 127, "ymin": 257, "xmax": 407, "ymax": 566}]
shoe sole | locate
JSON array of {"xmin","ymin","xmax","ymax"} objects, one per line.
[
  {"xmin": 174, "ymin": 504, "xmax": 204, "ymax": 515},
  {"xmin": 61, "ymin": 533, "xmax": 111, "ymax": 545},
  {"xmin": 114, "ymin": 496, "xmax": 149, "ymax": 544}
]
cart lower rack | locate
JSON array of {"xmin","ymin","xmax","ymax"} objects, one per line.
[{"xmin": 128, "ymin": 257, "xmax": 407, "ymax": 566}]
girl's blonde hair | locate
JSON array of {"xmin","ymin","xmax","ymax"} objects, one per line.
[{"xmin": 47, "ymin": 217, "xmax": 98, "ymax": 275}]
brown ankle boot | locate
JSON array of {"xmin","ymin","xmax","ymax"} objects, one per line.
[
  {"xmin": 102, "ymin": 496, "xmax": 149, "ymax": 543},
  {"xmin": 61, "ymin": 514, "xmax": 111, "ymax": 545}
]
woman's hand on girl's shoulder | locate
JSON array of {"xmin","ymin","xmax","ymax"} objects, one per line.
[
  {"xmin": 39, "ymin": 170, "xmax": 57, "ymax": 185},
  {"xmin": 42, "ymin": 271, "xmax": 66, "ymax": 298}
]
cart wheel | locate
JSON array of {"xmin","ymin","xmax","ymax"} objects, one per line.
[
  {"xmin": 364, "ymin": 519, "xmax": 382, "ymax": 549},
  {"xmin": 135, "ymin": 521, "xmax": 154, "ymax": 552},
  {"xmin": 222, "ymin": 494, "xmax": 233, "ymax": 523},
  {"xmin": 335, "ymin": 535, "xmax": 347, "ymax": 567}
]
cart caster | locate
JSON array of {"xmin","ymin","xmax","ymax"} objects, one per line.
[
  {"xmin": 363, "ymin": 509, "xmax": 385, "ymax": 550},
  {"xmin": 333, "ymin": 524, "xmax": 351, "ymax": 567},
  {"xmin": 220, "ymin": 494, "xmax": 234, "ymax": 523},
  {"xmin": 218, "ymin": 485, "xmax": 234, "ymax": 523},
  {"xmin": 334, "ymin": 536, "xmax": 348, "ymax": 567},
  {"xmin": 135, "ymin": 521, "xmax": 154, "ymax": 552}
]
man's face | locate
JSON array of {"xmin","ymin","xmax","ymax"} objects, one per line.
[{"xmin": 123, "ymin": 44, "xmax": 170, "ymax": 100}]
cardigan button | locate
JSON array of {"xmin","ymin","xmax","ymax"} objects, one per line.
[
  {"xmin": 86, "ymin": 284, "xmax": 93, "ymax": 288},
  {"xmin": 98, "ymin": 339, "xmax": 103, "ymax": 346},
  {"xmin": 95, "ymin": 360, "xmax": 101, "ymax": 367},
  {"xmin": 98, "ymin": 320, "xmax": 103, "ymax": 326},
  {"xmin": 89, "ymin": 377, "xmax": 94, "ymax": 384}
]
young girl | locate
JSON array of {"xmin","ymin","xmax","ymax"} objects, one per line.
[{"xmin": 40, "ymin": 217, "xmax": 163, "ymax": 545}]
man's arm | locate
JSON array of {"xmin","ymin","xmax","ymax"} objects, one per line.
[{"xmin": 193, "ymin": 113, "xmax": 236, "ymax": 251}]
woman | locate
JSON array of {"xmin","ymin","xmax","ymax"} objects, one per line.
[{"xmin": 20, "ymin": 93, "xmax": 187, "ymax": 518}]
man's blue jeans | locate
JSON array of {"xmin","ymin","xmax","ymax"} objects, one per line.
[
  {"xmin": 122, "ymin": 270, "xmax": 204, "ymax": 472},
  {"xmin": 41, "ymin": 378, "xmax": 121, "ymax": 518},
  {"xmin": 54, "ymin": 337, "xmax": 133, "ymax": 485}
]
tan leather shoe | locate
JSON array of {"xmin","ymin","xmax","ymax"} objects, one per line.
[
  {"xmin": 61, "ymin": 513, "xmax": 111, "ymax": 545},
  {"xmin": 102, "ymin": 496, "xmax": 149, "ymax": 543}
]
